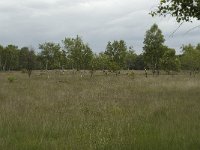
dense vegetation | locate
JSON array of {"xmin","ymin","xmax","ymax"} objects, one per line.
[{"xmin": 0, "ymin": 24, "xmax": 200, "ymax": 77}]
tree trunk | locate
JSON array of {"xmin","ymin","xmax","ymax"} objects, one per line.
[{"xmin": 45, "ymin": 62, "xmax": 48, "ymax": 71}]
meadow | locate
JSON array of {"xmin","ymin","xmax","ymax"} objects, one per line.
[{"xmin": 0, "ymin": 70, "xmax": 200, "ymax": 150}]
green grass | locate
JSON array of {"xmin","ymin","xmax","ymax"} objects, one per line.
[{"xmin": 0, "ymin": 71, "xmax": 200, "ymax": 150}]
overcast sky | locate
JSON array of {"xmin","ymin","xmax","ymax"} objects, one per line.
[{"xmin": 0, "ymin": 0, "xmax": 199, "ymax": 54}]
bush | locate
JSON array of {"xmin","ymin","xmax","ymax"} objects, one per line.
[
  {"xmin": 108, "ymin": 62, "xmax": 120, "ymax": 72},
  {"xmin": 8, "ymin": 77, "xmax": 16, "ymax": 83}
]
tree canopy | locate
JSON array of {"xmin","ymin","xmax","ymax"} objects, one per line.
[
  {"xmin": 161, "ymin": 46, "xmax": 180, "ymax": 73},
  {"xmin": 151, "ymin": 0, "xmax": 200, "ymax": 22},
  {"xmin": 0, "ymin": 32, "xmax": 199, "ymax": 74},
  {"xmin": 39, "ymin": 42, "xmax": 62, "ymax": 70},
  {"xmin": 63, "ymin": 35, "xmax": 93, "ymax": 70},
  {"xmin": 105, "ymin": 40, "xmax": 128, "ymax": 70},
  {"xmin": 180, "ymin": 44, "xmax": 200, "ymax": 72},
  {"xmin": 143, "ymin": 24, "xmax": 165, "ymax": 73}
]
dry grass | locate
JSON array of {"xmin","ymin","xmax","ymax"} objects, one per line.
[{"xmin": 0, "ymin": 71, "xmax": 200, "ymax": 150}]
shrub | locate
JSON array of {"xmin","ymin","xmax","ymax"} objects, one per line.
[{"xmin": 7, "ymin": 77, "xmax": 16, "ymax": 83}]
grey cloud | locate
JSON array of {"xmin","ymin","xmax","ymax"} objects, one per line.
[{"xmin": 0, "ymin": 0, "xmax": 199, "ymax": 54}]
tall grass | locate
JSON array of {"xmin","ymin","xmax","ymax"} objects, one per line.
[{"xmin": 0, "ymin": 71, "xmax": 200, "ymax": 150}]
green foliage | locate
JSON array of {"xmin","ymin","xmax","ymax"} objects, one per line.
[
  {"xmin": 108, "ymin": 61, "xmax": 121, "ymax": 72},
  {"xmin": 97, "ymin": 53, "xmax": 110, "ymax": 70},
  {"xmin": 19, "ymin": 47, "xmax": 30, "ymax": 70},
  {"xmin": 39, "ymin": 42, "xmax": 62, "ymax": 70},
  {"xmin": 124, "ymin": 47, "xmax": 137, "ymax": 70},
  {"xmin": 19, "ymin": 47, "xmax": 36, "ymax": 77},
  {"xmin": 134, "ymin": 54, "xmax": 145, "ymax": 70},
  {"xmin": 105, "ymin": 40, "xmax": 128, "ymax": 69},
  {"xmin": 151, "ymin": 0, "xmax": 200, "ymax": 22},
  {"xmin": 89, "ymin": 54, "xmax": 100, "ymax": 70},
  {"xmin": 1, "ymin": 45, "xmax": 19, "ymax": 71},
  {"xmin": 27, "ymin": 50, "xmax": 36, "ymax": 78},
  {"xmin": 39, "ymin": 42, "xmax": 67, "ymax": 70},
  {"xmin": 1, "ymin": 35, "xmax": 199, "ymax": 73},
  {"xmin": 161, "ymin": 46, "xmax": 181, "ymax": 73},
  {"xmin": 143, "ymin": 24, "xmax": 165, "ymax": 73},
  {"xmin": 7, "ymin": 76, "xmax": 16, "ymax": 83},
  {"xmin": 63, "ymin": 35, "xmax": 93, "ymax": 70},
  {"xmin": 180, "ymin": 44, "xmax": 200, "ymax": 71}
]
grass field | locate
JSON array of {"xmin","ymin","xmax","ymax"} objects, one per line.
[{"xmin": 0, "ymin": 70, "xmax": 200, "ymax": 150}]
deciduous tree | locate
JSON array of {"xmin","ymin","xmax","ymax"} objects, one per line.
[
  {"xmin": 63, "ymin": 35, "xmax": 93, "ymax": 70},
  {"xmin": 124, "ymin": 47, "xmax": 137, "ymax": 70},
  {"xmin": 151, "ymin": 0, "xmax": 200, "ymax": 22},
  {"xmin": 2, "ymin": 45, "xmax": 19, "ymax": 71},
  {"xmin": 39, "ymin": 42, "xmax": 61, "ymax": 70},
  {"xmin": 27, "ymin": 49, "xmax": 36, "ymax": 78},
  {"xmin": 181, "ymin": 44, "xmax": 200, "ymax": 74},
  {"xmin": 161, "ymin": 46, "xmax": 180, "ymax": 74},
  {"xmin": 105, "ymin": 40, "xmax": 127, "ymax": 70},
  {"xmin": 143, "ymin": 24, "xmax": 165, "ymax": 75}
]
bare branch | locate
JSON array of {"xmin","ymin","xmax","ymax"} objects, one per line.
[{"xmin": 169, "ymin": 22, "xmax": 184, "ymax": 38}]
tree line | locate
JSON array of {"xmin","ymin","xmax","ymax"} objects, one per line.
[{"xmin": 0, "ymin": 24, "xmax": 200, "ymax": 76}]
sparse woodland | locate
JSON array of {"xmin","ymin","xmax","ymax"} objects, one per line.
[
  {"xmin": 0, "ymin": 25, "xmax": 200, "ymax": 77},
  {"xmin": 0, "ymin": 1, "xmax": 200, "ymax": 149}
]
